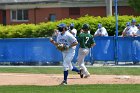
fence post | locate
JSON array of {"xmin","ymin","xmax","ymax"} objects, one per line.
[{"xmin": 114, "ymin": 0, "xmax": 118, "ymax": 64}]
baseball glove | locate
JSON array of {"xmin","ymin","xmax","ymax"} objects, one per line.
[{"xmin": 56, "ymin": 44, "xmax": 69, "ymax": 51}]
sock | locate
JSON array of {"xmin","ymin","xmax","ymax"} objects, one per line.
[
  {"xmin": 64, "ymin": 70, "xmax": 68, "ymax": 82},
  {"xmin": 72, "ymin": 66, "xmax": 80, "ymax": 73}
]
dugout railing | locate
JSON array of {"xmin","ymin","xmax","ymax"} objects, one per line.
[{"xmin": 0, "ymin": 37, "xmax": 140, "ymax": 65}]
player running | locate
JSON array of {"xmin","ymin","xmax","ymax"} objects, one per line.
[
  {"xmin": 50, "ymin": 23, "xmax": 81, "ymax": 85},
  {"xmin": 77, "ymin": 24, "xmax": 96, "ymax": 78}
]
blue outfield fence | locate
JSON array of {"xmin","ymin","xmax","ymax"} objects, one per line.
[
  {"xmin": 92, "ymin": 37, "xmax": 115, "ymax": 61},
  {"xmin": 0, "ymin": 37, "xmax": 140, "ymax": 64},
  {"xmin": 118, "ymin": 37, "xmax": 140, "ymax": 62},
  {"xmin": 0, "ymin": 38, "xmax": 63, "ymax": 63}
]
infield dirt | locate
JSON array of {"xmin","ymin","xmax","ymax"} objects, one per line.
[{"xmin": 0, "ymin": 73, "xmax": 140, "ymax": 86}]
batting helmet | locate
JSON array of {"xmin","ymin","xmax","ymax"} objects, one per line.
[
  {"xmin": 58, "ymin": 23, "xmax": 66, "ymax": 28},
  {"xmin": 57, "ymin": 23, "xmax": 67, "ymax": 32}
]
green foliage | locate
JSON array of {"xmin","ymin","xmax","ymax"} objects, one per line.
[
  {"xmin": 0, "ymin": 25, "xmax": 8, "ymax": 38},
  {"xmin": 33, "ymin": 22, "xmax": 56, "ymax": 37},
  {"xmin": 0, "ymin": 15, "xmax": 140, "ymax": 38}
]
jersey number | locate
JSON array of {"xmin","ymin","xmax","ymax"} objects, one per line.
[{"xmin": 85, "ymin": 37, "xmax": 89, "ymax": 44}]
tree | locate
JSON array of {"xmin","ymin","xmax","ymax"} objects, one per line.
[{"xmin": 128, "ymin": 0, "xmax": 140, "ymax": 12}]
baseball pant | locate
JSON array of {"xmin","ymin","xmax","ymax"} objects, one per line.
[
  {"xmin": 62, "ymin": 49, "xmax": 75, "ymax": 71},
  {"xmin": 77, "ymin": 48, "xmax": 90, "ymax": 75}
]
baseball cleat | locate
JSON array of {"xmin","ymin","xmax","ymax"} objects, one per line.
[
  {"xmin": 79, "ymin": 69, "xmax": 84, "ymax": 78},
  {"xmin": 60, "ymin": 80, "xmax": 67, "ymax": 85},
  {"xmin": 84, "ymin": 74, "xmax": 90, "ymax": 78}
]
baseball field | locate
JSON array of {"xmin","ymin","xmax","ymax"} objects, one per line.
[{"xmin": 0, "ymin": 66, "xmax": 140, "ymax": 93}]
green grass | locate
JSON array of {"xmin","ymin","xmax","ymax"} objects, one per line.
[
  {"xmin": 0, "ymin": 84, "xmax": 140, "ymax": 93},
  {"xmin": 0, "ymin": 67, "xmax": 140, "ymax": 93},
  {"xmin": 0, "ymin": 67, "xmax": 140, "ymax": 75}
]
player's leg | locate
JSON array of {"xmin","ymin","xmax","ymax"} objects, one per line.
[
  {"xmin": 61, "ymin": 51, "xmax": 79, "ymax": 85},
  {"xmin": 61, "ymin": 52, "xmax": 69, "ymax": 85},
  {"xmin": 77, "ymin": 52, "xmax": 85, "ymax": 78},
  {"xmin": 77, "ymin": 48, "xmax": 90, "ymax": 78},
  {"xmin": 64, "ymin": 50, "xmax": 80, "ymax": 73}
]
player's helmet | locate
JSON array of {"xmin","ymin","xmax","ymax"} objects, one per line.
[
  {"xmin": 98, "ymin": 23, "xmax": 102, "ymax": 28},
  {"xmin": 57, "ymin": 23, "xmax": 67, "ymax": 32},
  {"xmin": 82, "ymin": 24, "xmax": 90, "ymax": 30},
  {"xmin": 70, "ymin": 23, "xmax": 74, "ymax": 30}
]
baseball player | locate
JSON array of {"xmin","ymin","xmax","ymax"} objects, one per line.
[
  {"xmin": 50, "ymin": 23, "xmax": 81, "ymax": 85},
  {"xmin": 122, "ymin": 22, "xmax": 132, "ymax": 37},
  {"xmin": 122, "ymin": 20, "xmax": 139, "ymax": 64},
  {"xmin": 94, "ymin": 23, "xmax": 109, "ymax": 66},
  {"xmin": 122, "ymin": 20, "xmax": 138, "ymax": 37},
  {"xmin": 77, "ymin": 24, "xmax": 96, "ymax": 78},
  {"xmin": 131, "ymin": 19, "xmax": 138, "ymax": 34},
  {"xmin": 135, "ymin": 24, "xmax": 140, "ymax": 36},
  {"xmin": 94, "ymin": 23, "xmax": 108, "ymax": 37},
  {"xmin": 131, "ymin": 19, "xmax": 139, "ymax": 65},
  {"xmin": 80, "ymin": 28, "xmax": 90, "ymax": 34},
  {"xmin": 69, "ymin": 23, "xmax": 77, "ymax": 37}
]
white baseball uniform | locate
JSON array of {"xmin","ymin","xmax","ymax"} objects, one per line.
[
  {"xmin": 57, "ymin": 31, "xmax": 77, "ymax": 71},
  {"xmin": 123, "ymin": 26, "xmax": 137, "ymax": 36},
  {"xmin": 94, "ymin": 27, "xmax": 108, "ymax": 36},
  {"xmin": 136, "ymin": 30, "xmax": 140, "ymax": 36},
  {"xmin": 131, "ymin": 25, "xmax": 138, "ymax": 34},
  {"xmin": 70, "ymin": 28, "xmax": 77, "ymax": 37}
]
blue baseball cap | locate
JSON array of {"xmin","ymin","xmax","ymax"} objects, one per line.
[
  {"xmin": 70, "ymin": 23, "xmax": 74, "ymax": 27},
  {"xmin": 58, "ymin": 23, "xmax": 66, "ymax": 28},
  {"xmin": 98, "ymin": 23, "xmax": 102, "ymax": 28},
  {"xmin": 131, "ymin": 19, "xmax": 136, "ymax": 23},
  {"xmin": 126, "ymin": 22, "xmax": 131, "ymax": 26}
]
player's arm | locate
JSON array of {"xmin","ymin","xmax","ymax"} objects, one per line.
[
  {"xmin": 68, "ymin": 34, "xmax": 78, "ymax": 48},
  {"xmin": 91, "ymin": 43, "xmax": 96, "ymax": 47},
  {"xmin": 122, "ymin": 27, "xmax": 129, "ymax": 37},
  {"xmin": 50, "ymin": 38, "xmax": 65, "ymax": 51},
  {"xmin": 122, "ymin": 30, "xmax": 127, "ymax": 37},
  {"xmin": 49, "ymin": 37, "xmax": 59, "ymax": 46},
  {"xmin": 94, "ymin": 31, "xmax": 98, "ymax": 36},
  {"xmin": 90, "ymin": 37, "xmax": 96, "ymax": 48},
  {"xmin": 70, "ymin": 30, "xmax": 75, "ymax": 35},
  {"xmin": 94, "ymin": 29, "xmax": 101, "ymax": 36},
  {"xmin": 132, "ymin": 32, "xmax": 137, "ymax": 37},
  {"xmin": 50, "ymin": 29, "xmax": 59, "ymax": 46},
  {"xmin": 70, "ymin": 41, "xmax": 78, "ymax": 48},
  {"xmin": 122, "ymin": 32, "xmax": 126, "ymax": 37}
]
